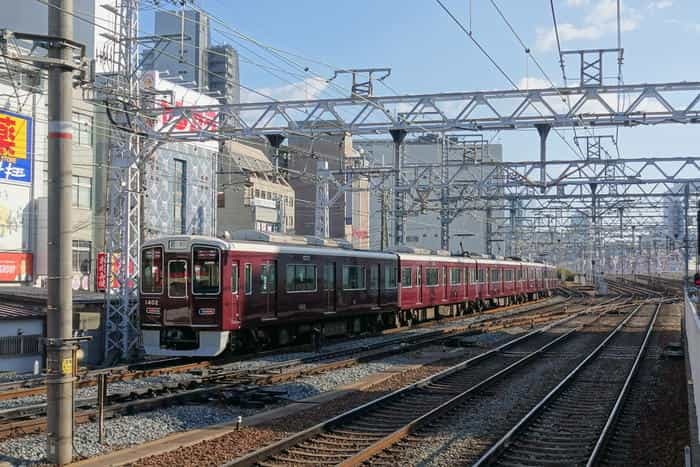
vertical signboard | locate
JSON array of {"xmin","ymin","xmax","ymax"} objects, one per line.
[{"xmin": 0, "ymin": 109, "xmax": 33, "ymax": 185}]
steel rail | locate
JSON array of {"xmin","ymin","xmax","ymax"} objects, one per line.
[
  {"xmin": 472, "ymin": 301, "xmax": 660, "ymax": 466},
  {"xmin": 224, "ymin": 298, "xmax": 634, "ymax": 467},
  {"xmin": 585, "ymin": 302, "xmax": 662, "ymax": 466}
]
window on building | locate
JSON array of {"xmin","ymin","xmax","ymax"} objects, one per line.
[
  {"xmin": 384, "ymin": 265, "xmax": 397, "ymax": 289},
  {"xmin": 286, "ymin": 264, "xmax": 317, "ymax": 292},
  {"xmin": 244, "ymin": 263, "xmax": 252, "ymax": 295},
  {"xmin": 141, "ymin": 246, "xmax": 163, "ymax": 294},
  {"xmin": 255, "ymin": 189, "xmax": 260, "ymax": 198},
  {"xmin": 173, "ymin": 159, "xmax": 186, "ymax": 234},
  {"xmin": 72, "ymin": 240, "xmax": 91, "ymax": 275},
  {"xmin": 192, "ymin": 247, "xmax": 220, "ymax": 294},
  {"xmin": 450, "ymin": 268, "xmax": 462, "ymax": 285},
  {"xmin": 231, "ymin": 264, "xmax": 238, "ymax": 294},
  {"xmin": 401, "ymin": 267, "xmax": 412, "ymax": 288},
  {"xmin": 71, "ymin": 175, "xmax": 92, "ymax": 209},
  {"xmin": 342, "ymin": 265, "xmax": 366, "ymax": 290},
  {"xmin": 72, "ymin": 112, "xmax": 93, "ymax": 147},
  {"xmin": 260, "ymin": 262, "xmax": 276, "ymax": 293},
  {"xmin": 426, "ymin": 268, "xmax": 439, "ymax": 287}
]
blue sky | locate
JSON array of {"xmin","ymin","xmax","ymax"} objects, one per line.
[{"xmin": 186, "ymin": 0, "xmax": 700, "ymax": 162}]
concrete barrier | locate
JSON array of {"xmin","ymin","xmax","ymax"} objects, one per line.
[{"xmin": 685, "ymin": 292, "xmax": 700, "ymax": 466}]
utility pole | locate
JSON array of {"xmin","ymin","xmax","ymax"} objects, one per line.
[
  {"xmin": 380, "ymin": 190, "xmax": 389, "ymax": 251},
  {"xmin": 46, "ymin": 0, "xmax": 74, "ymax": 463}
]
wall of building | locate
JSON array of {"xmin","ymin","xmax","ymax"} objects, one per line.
[{"xmin": 356, "ymin": 139, "xmax": 503, "ymax": 254}]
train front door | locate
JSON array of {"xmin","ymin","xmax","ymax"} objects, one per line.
[
  {"xmin": 324, "ymin": 262, "xmax": 336, "ymax": 312},
  {"xmin": 262, "ymin": 261, "xmax": 277, "ymax": 317}
]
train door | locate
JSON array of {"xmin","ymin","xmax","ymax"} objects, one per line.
[
  {"xmin": 230, "ymin": 260, "xmax": 240, "ymax": 324},
  {"xmin": 369, "ymin": 264, "xmax": 380, "ymax": 307},
  {"xmin": 324, "ymin": 262, "xmax": 336, "ymax": 312},
  {"xmin": 417, "ymin": 265, "xmax": 423, "ymax": 303},
  {"xmin": 262, "ymin": 260, "xmax": 277, "ymax": 317},
  {"xmin": 165, "ymin": 259, "xmax": 190, "ymax": 325}
]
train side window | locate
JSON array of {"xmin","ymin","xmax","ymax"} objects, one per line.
[
  {"xmin": 384, "ymin": 265, "xmax": 398, "ymax": 289},
  {"xmin": 369, "ymin": 265, "xmax": 379, "ymax": 290},
  {"xmin": 260, "ymin": 263, "xmax": 276, "ymax": 294},
  {"xmin": 286, "ymin": 264, "xmax": 317, "ymax": 292},
  {"xmin": 450, "ymin": 268, "xmax": 462, "ymax": 285},
  {"xmin": 425, "ymin": 268, "xmax": 439, "ymax": 287},
  {"xmin": 167, "ymin": 260, "xmax": 187, "ymax": 298},
  {"xmin": 244, "ymin": 263, "xmax": 252, "ymax": 295},
  {"xmin": 323, "ymin": 264, "xmax": 335, "ymax": 290},
  {"xmin": 401, "ymin": 267, "xmax": 412, "ymax": 288},
  {"xmin": 342, "ymin": 265, "xmax": 366, "ymax": 290},
  {"xmin": 231, "ymin": 264, "xmax": 238, "ymax": 294}
]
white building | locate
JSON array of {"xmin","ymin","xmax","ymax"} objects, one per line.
[{"xmin": 356, "ymin": 137, "xmax": 503, "ymax": 254}]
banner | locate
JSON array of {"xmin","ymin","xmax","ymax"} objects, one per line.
[
  {"xmin": 0, "ymin": 252, "xmax": 32, "ymax": 282},
  {"xmin": 96, "ymin": 252, "xmax": 135, "ymax": 291},
  {"xmin": 0, "ymin": 110, "xmax": 32, "ymax": 184}
]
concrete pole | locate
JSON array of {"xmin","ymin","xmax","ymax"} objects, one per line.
[
  {"xmin": 389, "ymin": 129, "xmax": 407, "ymax": 247},
  {"xmin": 46, "ymin": 0, "xmax": 74, "ymax": 464},
  {"xmin": 536, "ymin": 124, "xmax": 551, "ymax": 193}
]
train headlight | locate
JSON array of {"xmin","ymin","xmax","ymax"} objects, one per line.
[{"xmin": 198, "ymin": 308, "xmax": 216, "ymax": 316}]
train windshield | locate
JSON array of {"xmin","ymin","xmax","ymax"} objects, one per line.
[
  {"xmin": 192, "ymin": 246, "xmax": 220, "ymax": 294},
  {"xmin": 141, "ymin": 246, "xmax": 163, "ymax": 294}
]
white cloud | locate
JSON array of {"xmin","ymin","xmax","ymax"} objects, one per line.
[
  {"xmin": 649, "ymin": 0, "xmax": 673, "ymax": 9},
  {"xmin": 536, "ymin": 0, "xmax": 641, "ymax": 51},
  {"xmin": 517, "ymin": 76, "xmax": 552, "ymax": 90},
  {"xmin": 240, "ymin": 77, "xmax": 330, "ymax": 103},
  {"xmin": 567, "ymin": 0, "xmax": 590, "ymax": 6}
]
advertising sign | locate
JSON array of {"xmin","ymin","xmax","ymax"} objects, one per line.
[
  {"xmin": 141, "ymin": 71, "xmax": 219, "ymax": 151},
  {"xmin": 0, "ymin": 109, "xmax": 32, "ymax": 184},
  {"xmin": 0, "ymin": 252, "xmax": 32, "ymax": 282},
  {"xmin": 96, "ymin": 252, "xmax": 135, "ymax": 291}
]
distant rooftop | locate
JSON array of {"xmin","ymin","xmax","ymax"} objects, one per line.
[{"xmin": 0, "ymin": 302, "xmax": 44, "ymax": 321}]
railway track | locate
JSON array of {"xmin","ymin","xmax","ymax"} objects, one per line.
[
  {"xmin": 0, "ymin": 295, "xmax": 572, "ymax": 404},
  {"xmin": 223, "ymin": 297, "xmax": 647, "ymax": 467},
  {"xmin": 473, "ymin": 302, "xmax": 660, "ymax": 466},
  {"xmin": 0, "ymin": 295, "xmax": 584, "ymax": 441}
]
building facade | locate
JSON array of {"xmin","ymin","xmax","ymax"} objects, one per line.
[
  {"xmin": 287, "ymin": 132, "xmax": 370, "ymax": 249},
  {"xmin": 356, "ymin": 137, "xmax": 503, "ymax": 255},
  {"xmin": 207, "ymin": 45, "xmax": 240, "ymax": 105},
  {"xmin": 142, "ymin": 9, "xmax": 210, "ymax": 91},
  {"xmin": 217, "ymin": 141, "xmax": 295, "ymax": 235}
]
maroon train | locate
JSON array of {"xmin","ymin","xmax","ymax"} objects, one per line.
[{"xmin": 140, "ymin": 232, "xmax": 559, "ymax": 356}]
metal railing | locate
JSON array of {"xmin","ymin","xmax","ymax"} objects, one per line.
[{"xmin": 0, "ymin": 334, "xmax": 42, "ymax": 356}]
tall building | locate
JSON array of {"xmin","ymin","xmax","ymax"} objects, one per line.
[
  {"xmin": 356, "ymin": 137, "xmax": 503, "ymax": 255},
  {"xmin": 142, "ymin": 9, "xmax": 210, "ymax": 91},
  {"xmin": 287, "ymin": 132, "xmax": 370, "ymax": 249},
  {"xmin": 207, "ymin": 45, "xmax": 240, "ymax": 105}
]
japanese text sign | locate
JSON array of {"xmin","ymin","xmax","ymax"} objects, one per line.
[{"xmin": 0, "ymin": 110, "xmax": 32, "ymax": 184}]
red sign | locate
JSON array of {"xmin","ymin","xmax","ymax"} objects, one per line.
[
  {"xmin": 159, "ymin": 100, "xmax": 219, "ymax": 133},
  {"xmin": 0, "ymin": 252, "xmax": 32, "ymax": 282},
  {"xmin": 96, "ymin": 252, "xmax": 135, "ymax": 291}
]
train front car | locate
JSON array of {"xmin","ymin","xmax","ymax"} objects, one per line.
[{"xmin": 140, "ymin": 236, "xmax": 230, "ymax": 357}]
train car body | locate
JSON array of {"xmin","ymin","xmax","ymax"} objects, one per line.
[{"xmin": 140, "ymin": 233, "xmax": 560, "ymax": 357}]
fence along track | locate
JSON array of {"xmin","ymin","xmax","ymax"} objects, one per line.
[
  {"xmin": 472, "ymin": 302, "xmax": 661, "ymax": 466},
  {"xmin": 224, "ymin": 298, "xmax": 638, "ymax": 467}
]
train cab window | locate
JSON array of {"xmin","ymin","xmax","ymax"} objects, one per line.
[
  {"xmin": 384, "ymin": 266, "xmax": 398, "ymax": 289},
  {"xmin": 192, "ymin": 247, "xmax": 220, "ymax": 294},
  {"xmin": 141, "ymin": 246, "xmax": 163, "ymax": 294},
  {"xmin": 168, "ymin": 260, "xmax": 188, "ymax": 298},
  {"xmin": 343, "ymin": 265, "xmax": 366, "ymax": 290},
  {"xmin": 286, "ymin": 264, "xmax": 317, "ymax": 292},
  {"xmin": 401, "ymin": 267, "xmax": 412, "ymax": 288},
  {"xmin": 260, "ymin": 263, "xmax": 276, "ymax": 294},
  {"xmin": 244, "ymin": 263, "xmax": 252, "ymax": 295},
  {"xmin": 231, "ymin": 264, "xmax": 238, "ymax": 294},
  {"xmin": 450, "ymin": 268, "xmax": 462, "ymax": 285},
  {"xmin": 425, "ymin": 268, "xmax": 439, "ymax": 287}
]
